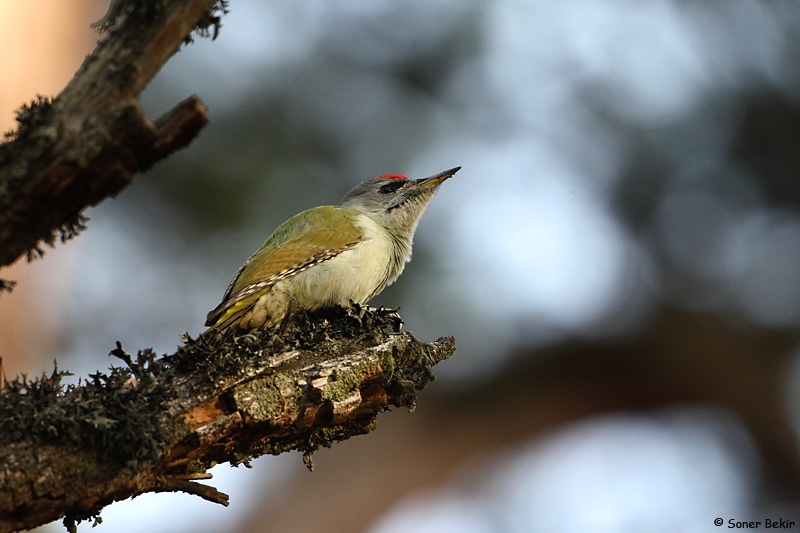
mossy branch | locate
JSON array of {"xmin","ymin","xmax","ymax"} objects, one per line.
[
  {"xmin": 0, "ymin": 0, "xmax": 228, "ymax": 270},
  {"xmin": 0, "ymin": 307, "xmax": 455, "ymax": 532}
]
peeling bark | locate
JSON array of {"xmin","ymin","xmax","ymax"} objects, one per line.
[{"xmin": 0, "ymin": 309, "xmax": 455, "ymax": 532}]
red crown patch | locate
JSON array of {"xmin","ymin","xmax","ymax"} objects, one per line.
[{"xmin": 376, "ymin": 174, "xmax": 408, "ymax": 180}]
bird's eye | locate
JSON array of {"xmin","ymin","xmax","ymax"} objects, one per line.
[{"xmin": 379, "ymin": 185, "xmax": 394, "ymax": 194}]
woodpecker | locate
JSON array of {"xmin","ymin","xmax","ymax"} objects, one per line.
[{"xmin": 205, "ymin": 166, "xmax": 460, "ymax": 332}]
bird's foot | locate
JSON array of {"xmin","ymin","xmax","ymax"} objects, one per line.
[{"xmin": 344, "ymin": 302, "xmax": 403, "ymax": 332}]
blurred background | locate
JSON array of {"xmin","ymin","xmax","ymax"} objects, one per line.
[{"xmin": 3, "ymin": 0, "xmax": 800, "ymax": 531}]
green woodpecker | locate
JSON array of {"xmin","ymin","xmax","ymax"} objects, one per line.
[{"xmin": 205, "ymin": 166, "xmax": 460, "ymax": 332}]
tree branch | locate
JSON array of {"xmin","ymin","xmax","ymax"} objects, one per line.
[
  {"xmin": 0, "ymin": 0, "xmax": 227, "ymax": 268},
  {"xmin": 0, "ymin": 307, "xmax": 455, "ymax": 532}
]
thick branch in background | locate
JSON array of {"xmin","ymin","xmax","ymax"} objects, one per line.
[
  {"xmin": 0, "ymin": 0, "xmax": 228, "ymax": 268},
  {"xmin": 0, "ymin": 307, "xmax": 454, "ymax": 532}
]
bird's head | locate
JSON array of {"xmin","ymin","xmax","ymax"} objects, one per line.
[{"xmin": 339, "ymin": 167, "xmax": 460, "ymax": 236}]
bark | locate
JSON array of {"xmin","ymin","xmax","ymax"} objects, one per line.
[
  {"xmin": 0, "ymin": 308, "xmax": 455, "ymax": 532},
  {"xmin": 0, "ymin": 0, "xmax": 225, "ymax": 268}
]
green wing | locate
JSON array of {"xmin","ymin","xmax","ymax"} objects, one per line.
[{"xmin": 205, "ymin": 206, "xmax": 363, "ymax": 327}]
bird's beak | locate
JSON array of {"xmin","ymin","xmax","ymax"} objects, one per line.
[{"xmin": 414, "ymin": 166, "xmax": 461, "ymax": 188}]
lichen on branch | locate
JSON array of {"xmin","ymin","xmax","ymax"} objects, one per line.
[{"xmin": 0, "ymin": 306, "xmax": 455, "ymax": 532}]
